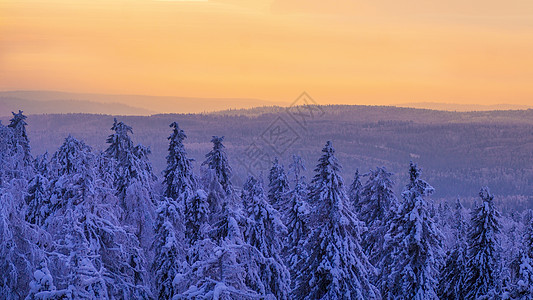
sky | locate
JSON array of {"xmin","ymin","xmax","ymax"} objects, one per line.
[{"xmin": 1, "ymin": 0, "xmax": 533, "ymax": 106}]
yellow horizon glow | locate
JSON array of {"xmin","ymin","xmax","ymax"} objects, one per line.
[{"xmin": 1, "ymin": 0, "xmax": 532, "ymax": 106}]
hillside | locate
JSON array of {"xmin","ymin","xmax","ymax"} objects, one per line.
[{"xmin": 0, "ymin": 90, "xmax": 285, "ymax": 114}]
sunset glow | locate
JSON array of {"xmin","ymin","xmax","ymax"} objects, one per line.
[{"xmin": 1, "ymin": 0, "xmax": 532, "ymax": 106}]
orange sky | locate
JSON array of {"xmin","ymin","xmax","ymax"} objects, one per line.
[{"xmin": 1, "ymin": 0, "xmax": 532, "ymax": 106}]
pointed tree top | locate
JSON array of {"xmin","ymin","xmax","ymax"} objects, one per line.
[
  {"xmin": 169, "ymin": 122, "xmax": 187, "ymax": 142},
  {"xmin": 8, "ymin": 110, "xmax": 27, "ymax": 127},
  {"xmin": 110, "ymin": 118, "xmax": 133, "ymax": 135},
  {"xmin": 323, "ymin": 140, "xmax": 334, "ymax": 154},
  {"xmin": 211, "ymin": 135, "xmax": 224, "ymax": 145},
  {"xmin": 479, "ymin": 186, "xmax": 494, "ymax": 203},
  {"xmin": 243, "ymin": 175, "xmax": 264, "ymax": 199},
  {"xmin": 455, "ymin": 197, "xmax": 463, "ymax": 210},
  {"xmin": 409, "ymin": 161, "xmax": 420, "ymax": 183}
]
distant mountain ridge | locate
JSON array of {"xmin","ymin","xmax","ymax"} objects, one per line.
[
  {"xmin": 0, "ymin": 97, "xmax": 154, "ymax": 116},
  {"xmin": 0, "ymin": 90, "xmax": 285, "ymax": 115},
  {"xmin": 1, "ymin": 90, "xmax": 531, "ymax": 116},
  {"xmin": 396, "ymin": 102, "xmax": 533, "ymax": 112}
]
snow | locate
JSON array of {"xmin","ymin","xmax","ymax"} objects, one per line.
[{"xmin": 0, "ymin": 113, "xmax": 528, "ymax": 300}]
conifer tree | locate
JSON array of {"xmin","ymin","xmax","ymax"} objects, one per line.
[
  {"xmin": 33, "ymin": 152, "xmax": 50, "ymax": 177},
  {"xmin": 438, "ymin": 198, "xmax": 468, "ymax": 300},
  {"xmin": 105, "ymin": 118, "xmax": 156, "ymax": 203},
  {"xmin": 152, "ymin": 198, "xmax": 186, "ymax": 299},
  {"xmin": 104, "ymin": 119, "xmax": 155, "ymax": 246},
  {"xmin": 284, "ymin": 155, "xmax": 309, "ymax": 283},
  {"xmin": 508, "ymin": 250, "xmax": 533, "ymax": 299},
  {"xmin": 358, "ymin": 167, "xmax": 397, "ymax": 263},
  {"xmin": 8, "ymin": 110, "xmax": 32, "ymax": 165},
  {"xmin": 163, "ymin": 122, "xmax": 195, "ymax": 203},
  {"xmin": 268, "ymin": 158, "xmax": 289, "ymax": 211},
  {"xmin": 464, "ymin": 187, "xmax": 502, "ymax": 299},
  {"xmin": 379, "ymin": 162, "xmax": 442, "ymax": 300},
  {"xmin": 296, "ymin": 141, "xmax": 379, "ymax": 300},
  {"xmin": 43, "ymin": 135, "xmax": 152, "ymax": 299},
  {"xmin": 348, "ymin": 169, "xmax": 363, "ymax": 210},
  {"xmin": 175, "ymin": 197, "xmax": 261, "ymax": 299},
  {"xmin": 25, "ymin": 174, "xmax": 50, "ymax": 226},
  {"xmin": 202, "ymin": 136, "xmax": 232, "ymax": 194},
  {"xmin": 185, "ymin": 189, "xmax": 210, "ymax": 246},
  {"xmin": 242, "ymin": 176, "xmax": 290, "ymax": 299}
]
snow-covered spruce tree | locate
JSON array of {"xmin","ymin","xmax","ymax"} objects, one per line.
[
  {"xmin": 7, "ymin": 110, "xmax": 32, "ymax": 166},
  {"xmin": 283, "ymin": 155, "xmax": 309, "ymax": 285},
  {"xmin": 295, "ymin": 141, "xmax": 379, "ymax": 300},
  {"xmin": 43, "ymin": 135, "xmax": 152, "ymax": 298},
  {"xmin": 0, "ymin": 192, "xmax": 20, "ymax": 299},
  {"xmin": 348, "ymin": 169, "xmax": 363, "ymax": 211},
  {"xmin": 46, "ymin": 135, "xmax": 95, "ymax": 220},
  {"xmin": 241, "ymin": 176, "xmax": 290, "ymax": 299},
  {"xmin": 267, "ymin": 158, "xmax": 289, "ymax": 211},
  {"xmin": 437, "ymin": 198, "xmax": 468, "ymax": 300},
  {"xmin": 163, "ymin": 122, "xmax": 196, "ymax": 204},
  {"xmin": 378, "ymin": 162, "xmax": 442, "ymax": 300},
  {"xmin": 464, "ymin": 187, "xmax": 502, "ymax": 299},
  {"xmin": 358, "ymin": 166, "xmax": 397, "ymax": 263},
  {"xmin": 152, "ymin": 197, "xmax": 187, "ymax": 300},
  {"xmin": 508, "ymin": 250, "xmax": 533, "ymax": 299},
  {"xmin": 201, "ymin": 167, "xmax": 229, "ymax": 225},
  {"xmin": 105, "ymin": 119, "xmax": 155, "ymax": 244},
  {"xmin": 25, "ymin": 174, "xmax": 50, "ymax": 226},
  {"xmin": 202, "ymin": 136, "xmax": 232, "ymax": 195},
  {"xmin": 105, "ymin": 118, "xmax": 156, "ymax": 202},
  {"xmin": 525, "ymin": 211, "xmax": 533, "ymax": 259},
  {"xmin": 185, "ymin": 189, "xmax": 210, "ymax": 246},
  {"xmin": 175, "ymin": 198, "xmax": 262, "ymax": 299},
  {"xmin": 33, "ymin": 152, "xmax": 50, "ymax": 177},
  {"xmin": 438, "ymin": 199, "xmax": 468, "ymax": 300}
]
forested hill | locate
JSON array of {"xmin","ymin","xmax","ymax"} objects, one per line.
[
  {"xmin": 9, "ymin": 105, "xmax": 533, "ymax": 210},
  {"xmin": 214, "ymin": 104, "xmax": 533, "ymax": 124}
]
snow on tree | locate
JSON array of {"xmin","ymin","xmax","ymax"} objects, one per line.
[
  {"xmin": 0, "ymin": 193, "xmax": 19, "ymax": 299},
  {"xmin": 105, "ymin": 118, "xmax": 156, "ymax": 203},
  {"xmin": 25, "ymin": 174, "xmax": 51, "ymax": 226},
  {"xmin": 358, "ymin": 166, "xmax": 397, "ymax": 263},
  {"xmin": 200, "ymin": 168, "xmax": 228, "ymax": 225},
  {"xmin": 267, "ymin": 158, "xmax": 289, "ymax": 211},
  {"xmin": 41, "ymin": 135, "xmax": 152, "ymax": 298},
  {"xmin": 507, "ymin": 250, "xmax": 533, "ymax": 300},
  {"xmin": 241, "ymin": 176, "xmax": 290, "ymax": 299},
  {"xmin": 348, "ymin": 169, "xmax": 363, "ymax": 211},
  {"xmin": 47, "ymin": 136, "xmax": 95, "ymax": 217},
  {"xmin": 202, "ymin": 136, "xmax": 232, "ymax": 195},
  {"xmin": 8, "ymin": 110, "xmax": 32, "ymax": 165},
  {"xmin": 378, "ymin": 162, "xmax": 442, "ymax": 300},
  {"xmin": 295, "ymin": 141, "xmax": 380, "ymax": 300},
  {"xmin": 438, "ymin": 198, "xmax": 468, "ymax": 300},
  {"xmin": 25, "ymin": 260, "xmax": 55, "ymax": 299},
  {"xmin": 283, "ymin": 155, "xmax": 310, "ymax": 285},
  {"xmin": 153, "ymin": 197, "xmax": 187, "ymax": 300},
  {"xmin": 163, "ymin": 122, "xmax": 196, "ymax": 204},
  {"xmin": 525, "ymin": 211, "xmax": 533, "ymax": 259},
  {"xmin": 175, "ymin": 196, "xmax": 262, "ymax": 299},
  {"xmin": 185, "ymin": 189, "xmax": 210, "ymax": 246},
  {"xmin": 33, "ymin": 152, "xmax": 50, "ymax": 177},
  {"xmin": 1, "ymin": 186, "xmax": 46, "ymax": 299},
  {"xmin": 464, "ymin": 187, "xmax": 502, "ymax": 299},
  {"xmin": 104, "ymin": 119, "xmax": 155, "ymax": 249}
]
